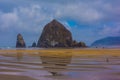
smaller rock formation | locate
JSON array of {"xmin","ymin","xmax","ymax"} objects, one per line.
[
  {"xmin": 72, "ymin": 40, "xmax": 78, "ymax": 47},
  {"xmin": 32, "ymin": 42, "xmax": 37, "ymax": 47},
  {"xmin": 77, "ymin": 42, "xmax": 86, "ymax": 47},
  {"xmin": 72, "ymin": 40, "xmax": 86, "ymax": 48},
  {"xmin": 16, "ymin": 34, "xmax": 26, "ymax": 48}
]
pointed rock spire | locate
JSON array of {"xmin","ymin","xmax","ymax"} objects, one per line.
[{"xmin": 16, "ymin": 33, "xmax": 26, "ymax": 48}]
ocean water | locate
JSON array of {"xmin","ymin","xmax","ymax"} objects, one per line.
[{"xmin": 0, "ymin": 49, "xmax": 120, "ymax": 80}]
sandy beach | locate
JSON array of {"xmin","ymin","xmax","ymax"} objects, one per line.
[
  {"xmin": 0, "ymin": 48, "xmax": 120, "ymax": 80},
  {"xmin": 0, "ymin": 75, "xmax": 36, "ymax": 80}
]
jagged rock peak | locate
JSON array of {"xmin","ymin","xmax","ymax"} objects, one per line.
[
  {"xmin": 16, "ymin": 33, "xmax": 26, "ymax": 48},
  {"xmin": 51, "ymin": 19, "xmax": 58, "ymax": 23},
  {"xmin": 50, "ymin": 19, "xmax": 61, "ymax": 24},
  {"xmin": 45, "ymin": 19, "xmax": 66, "ymax": 29}
]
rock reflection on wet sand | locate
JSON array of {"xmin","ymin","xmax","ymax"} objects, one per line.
[
  {"xmin": 0, "ymin": 49, "xmax": 120, "ymax": 80},
  {"xmin": 40, "ymin": 52, "xmax": 72, "ymax": 76}
]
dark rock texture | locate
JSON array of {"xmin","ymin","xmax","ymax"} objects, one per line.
[
  {"xmin": 72, "ymin": 40, "xmax": 78, "ymax": 47},
  {"xmin": 77, "ymin": 42, "xmax": 86, "ymax": 47},
  {"xmin": 72, "ymin": 40, "xmax": 87, "ymax": 47},
  {"xmin": 16, "ymin": 34, "xmax": 26, "ymax": 48},
  {"xmin": 32, "ymin": 42, "xmax": 37, "ymax": 47},
  {"xmin": 37, "ymin": 19, "xmax": 73, "ymax": 48}
]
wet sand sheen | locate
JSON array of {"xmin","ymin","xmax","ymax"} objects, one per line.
[
  {"xmin": 0, "ymin": 75, "xmax": 36, "ymax": 80},
  {"xmin": 0, "ymin": 48, "xmax": 120, "ymax": 80}
]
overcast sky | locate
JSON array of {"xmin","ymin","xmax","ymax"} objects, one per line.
[{"xmin": 0, "ymin": 0, "xmax": 120, "ymax": 47}]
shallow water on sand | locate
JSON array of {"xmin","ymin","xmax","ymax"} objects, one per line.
[{"xmin": 0, "ymin": 49, "xmax": 120, "ymax": 80}]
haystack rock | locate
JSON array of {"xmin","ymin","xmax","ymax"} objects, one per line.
[
  {"xmin": 37, "ymin": 19, "xmax": 73, "ymax": 48},
  {"xmin": 16, "ymin": 34, "xmax": 26, "ymax": 48}
]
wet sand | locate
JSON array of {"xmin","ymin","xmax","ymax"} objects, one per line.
[
  {"xmin": 0, "ymin": 75, "xmax": 36, "ymax": 80},
  {"xmin": 0, "ymin": 48, "xmax": 120, "ymax": 80}
]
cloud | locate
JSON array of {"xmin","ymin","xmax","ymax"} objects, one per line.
[
  {"xmin": 0, "ymin": 5, "xmax": 52, "ymax": 33},
  {"xmin": 0, "ymin": 11, "xmax": 18, "ymax": 30},
  {"xmin": 0, "ymin": 0, "xmax": 104, "ymax": 32},
  {"xmin": 53, "ymin": 2, "xmax": 103, "ymax": 23},
  {"xmin": 0, "ymin": 0, "xmax": 119, "ymax": 29},
  {"xmin": 99, "ymin": 23, "xmax": 120, "ymax": 36},
  {"xmin": 0, "ymin": 0, "xmax": 120, "ymax": 46}
]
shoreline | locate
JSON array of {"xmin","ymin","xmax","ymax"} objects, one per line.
[{"xmin": 0, "ymin": 48, "xmax": 120, "ymax": 56}]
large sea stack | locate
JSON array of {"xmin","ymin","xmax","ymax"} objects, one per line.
[
  {"xmin": 16, "ymin": 34, "xmax": 26, "ymax": 48},
  {"xmin": 37, "ymin": 19, "xmax": 73, "ymax": 48}
]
